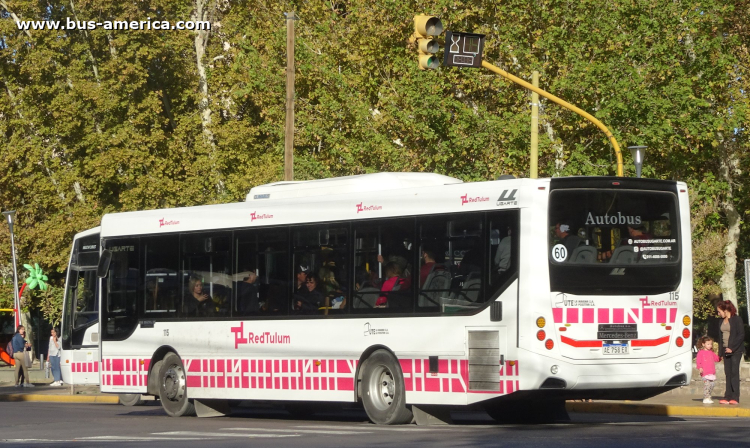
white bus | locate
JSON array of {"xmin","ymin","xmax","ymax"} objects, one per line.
[{"xmin": 67, "ymin": 172, "xmax": 693, "ymax": 423}]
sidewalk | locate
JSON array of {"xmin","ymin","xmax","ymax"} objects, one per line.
[{"xmin": 0, "ymin": 363, "xmax": 119, "ymax": 404}]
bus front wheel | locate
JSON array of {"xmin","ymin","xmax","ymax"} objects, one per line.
[
  {"xmin": 361, "ymin": 350, "xmax": 413, "ymax": 425},
  {"xmin": 158, "ymin": 353, "xmax": 195, "ymax": 417}
]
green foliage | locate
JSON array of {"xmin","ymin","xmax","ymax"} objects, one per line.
[{"xmin": 0, "ymin": 0, "xmax": 748, "ymax": 324}]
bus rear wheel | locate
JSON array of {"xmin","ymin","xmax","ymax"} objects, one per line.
[
  {"xmin": 158, "ymin": 353, "xmax": 195, "ymax": 417},
  {"xmin": 119, "ymin": 394, "xmax": 144, "ymax": 407},
  {"xmin": 361, "ymin": 350, "xmax": 412, "ymax": 425}
]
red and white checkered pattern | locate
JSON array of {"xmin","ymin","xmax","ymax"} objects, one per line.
[
  {"xmin": 71, "ymin": 361, "xmax": 99, "ymax": 374},
  {"xmin": 101, "ymin": 358, "xmax": 150, "ymax": 387},
  {"xmin": 552, "ymin": 307, "xmax": 677, "ymax": 325},
  {"xmin": 101, "ymin": 356, "xmax": 521, "ymax": 396}
]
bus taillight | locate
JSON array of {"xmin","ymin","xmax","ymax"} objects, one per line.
[
  {"xmin": 675, "ymin": 337, "xmax": 684, "ymax": 347},
  {"xmin": 545, "ymin": 339, "xmax": 554, "ymax": 350},
  {"xmin": 537, "ymin": 330, "xmax": 546, "ymax": 341},
  {"xmin": 682, "ymin": 328, "xmax": 690, "ymax": 339}
]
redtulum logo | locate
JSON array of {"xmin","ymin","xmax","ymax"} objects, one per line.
[
  {"xmin": 356, "ymin": 202, "xmax": 383, "ymax": 214},
  {"xmin": 639, "ymin": 296, "xmax": 677, "ymax": 308},
  {"xmin": 159, "ymin": 218, "xmax": 179, "ymax": 228},
  {"xmin": 230, "ymin": 322, "xmax": 290, "ymax": 348},
  {"xmin": 251, "ymin": 211, "xmax": 273, "ymax": 222},
  {"xmin": 461, "ymin": 194, "xmax": 490, "ymax": 206},
  {"xmin": 585, "ymin": 212, "xmax": 641, "ymax": 226}
]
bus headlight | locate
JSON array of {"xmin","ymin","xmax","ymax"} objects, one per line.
[
  {"xmin": 675, "ymin": 362, "xmax": 682, "ymax": 371},
  {"xmin": 550, "ymin": 365, "xmax": 559, "ymax": 374}
]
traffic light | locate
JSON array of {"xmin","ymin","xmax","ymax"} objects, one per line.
[{"xmin": 412, "ymin": 15, "xmax": 443, "ymax": 70}]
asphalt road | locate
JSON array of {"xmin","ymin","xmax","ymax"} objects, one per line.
[{"xmin": 2, "ymin": 401, "xmax": 749, "ymax": 447}]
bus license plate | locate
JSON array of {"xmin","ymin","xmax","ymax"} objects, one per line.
[{"xmin": 602, "ymin": 342, "xmax": 629, "ymax": 355}]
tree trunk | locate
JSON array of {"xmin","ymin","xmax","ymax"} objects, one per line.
[
  {"xmin": 191, "ymin": 0, "xmax": 224, "ymax": 194},
  {"xmin": 718, "ymin": 136, "xmax": 742, "ymax": 308}
]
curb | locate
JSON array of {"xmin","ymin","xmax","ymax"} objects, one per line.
[
  {"xmin": 0, "ymin": 393, "xmax": 120, "ymax": 404},
  {"xmin": 567, "ymin": 402, "xmax": 750, "ymax": 418}
]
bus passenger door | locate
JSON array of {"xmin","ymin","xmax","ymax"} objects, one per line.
[{"xmin": 61, "ymin": 268, "xmax": 100, "ymax": 385}]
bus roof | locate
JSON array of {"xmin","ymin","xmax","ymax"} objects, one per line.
[{"xmin": 246, "ymin": 172, "xmax": 463, "ymax": 202}]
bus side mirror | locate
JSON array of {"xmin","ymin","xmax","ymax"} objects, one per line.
[{"xmin": 97, "ymin": 249, "xmax": 112, "ymax": 278}]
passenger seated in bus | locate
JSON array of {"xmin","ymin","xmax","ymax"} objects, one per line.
[
  {"xmin": 320, "ymin": 266, "xmax": 347, "ymax": 309},
  {"xmin": 183, "ymin": 277, "xmax": 214, "ymax": 317},
  {"xmin": 236, "ymin": 269, "xmax": 260, "ymax": 314},
  {"xmin": 494, "ymin": 227, "xmax": 512, "ymax": 274},
  {"xmin": 293, "ymin": 274, "xmax": 324, "ymax": 314},
  {"xmin": 375, "ymin": 262, "xmax": 407, "ymax": 308},
  {"xmin": 554, "ymin": 222, "xmax": 582, "ymax": 256},
  {"xmin": 419, "ymin": 247, "xmax": 440, "ymax": 287}
]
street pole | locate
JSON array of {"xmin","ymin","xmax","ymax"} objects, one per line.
[
  {"xmin": 284, "ymin": 12, "xmax": 298, "ymax": 182},
  {"xmin": 530, "ymin": 71, "xmax": 539, "ymax": 179},
  {"xmin": 481, "ymin": 60, "xmax": 624, "ymax": 177},
  {"xmin": 2, "ymin": 211, "xmax": 20, "ymax": 329}
]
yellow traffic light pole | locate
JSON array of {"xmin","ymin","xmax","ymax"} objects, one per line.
[{"xmin": 481, "ymin": 61, "xmax": 624, "ymax": 177}]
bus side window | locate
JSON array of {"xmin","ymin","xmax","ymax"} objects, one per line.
[
  {"xmin": 181, "ymin": 233, "xmax": 232, "ymax": 319},
  {"xmin": 293, "ymin": 225, "xmax": 349, "ymax": 316},
  {"xmin": 102, "ymin": 239, "xmax": 139, "ymax": 341},
  {"xmin": 143, "ymin": 235, "xmax": 179, "ymax": 316},
  {"xmin": 235, "ymin": 229, "xmax": 289, "ymax": 317},
  {"xmin": 489, "ymin": 210, "xmax": 520, "ymax": 298}
]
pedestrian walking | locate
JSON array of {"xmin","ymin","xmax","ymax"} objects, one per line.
[
  {"xmin": 12, "ymin": 325, "xmax": 34, "ymax": 387},
  {"xmin": 47, "ymin": 328, "xmax": 63, "ymax": 386},
  {"xmin": 695, "ymin": 336, "xmax": 720, "ymax": 404}
]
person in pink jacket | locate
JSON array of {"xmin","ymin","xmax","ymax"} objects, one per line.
[{"xmin": 696, "ymin": 336, "xmax": 721, "ymax": 404}]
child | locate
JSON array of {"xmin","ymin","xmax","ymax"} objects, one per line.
[{"xmin": 695, "ymin": 336, "xmax": 720, "ymax": 404}]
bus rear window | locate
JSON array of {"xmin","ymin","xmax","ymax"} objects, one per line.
[{"xmin": 548, "ymin": 189, "xmax": 681, "ymax": 295}]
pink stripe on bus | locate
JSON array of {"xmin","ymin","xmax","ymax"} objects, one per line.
[
  {"xmin": 582, "ymin": 308, "xmax": 594, "ymax": 323},
  {"xmin": 552, "ymin": 308, "xmax": 563, "ymax": 323},
  {"xmin": 598, "ymin": 308, "xmax": 609, "ymax": 323},
  {"xmin": 566, "ymin": 308, "xmax": 579, "ymax": 323},
  {"xmin": 613, "ymin": 308, "xmax": 624, "ymax": 323}
]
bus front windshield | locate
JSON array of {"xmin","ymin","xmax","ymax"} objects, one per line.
[{"xmin": 548, "ymin": 188, "xmax": 681, "ymax": 295}]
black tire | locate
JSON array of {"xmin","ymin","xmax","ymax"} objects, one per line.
[
  {"xmin": 158, "ymin": 353, "xmax": 195, "ymax": 417},
  {"xmin": 361, "ymin": 350, "xmax": 412, "ymax": 425},
  {"xmin": 119, "ymin": 393, "xmax": 145, "ymax": 407}
]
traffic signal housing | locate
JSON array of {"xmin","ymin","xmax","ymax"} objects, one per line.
[{"xmin": 413, "ymin": 15, "xmax": 443, "ymax": 70}]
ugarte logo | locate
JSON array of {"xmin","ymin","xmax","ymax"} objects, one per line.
[
  {"xmin": 159, "ymin": 218, "xmax": 179, "ymax": 228},
  {"xmin": 356, "ymin": 202, "xmax": 382, "ymax": 214},
  {"xmin": 496, "ymin": 189, "xmax": 518, "ymax": 206},
  {"xmin": 585, "ymin": 212, "xmax": 641, "ymax": 226},
  {"xmin": 461, "ymin": 194, "xmax": 490, "ymax": 206},
  {"xmin": 251, "ymin": 211, "xmax": 273, "ymax": 222}
]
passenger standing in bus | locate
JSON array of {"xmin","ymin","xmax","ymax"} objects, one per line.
[
  {"xmin": 717, "ymin": 300, "xmax": 745, "ymax": 405},
  {"xmin": 494, "ymin": 227, "xmax": 512, "ymax": 274},
  {"xmin": 294, "ymin": 266, "xmax": 308, "ymax": 296},
  {"xmin": 47, "ymin": 328, "xmax": 62, "ymax": 386},
  {"xmin": 236, "ymin": 269, "xmax": 260, "ymax": 314},
  {"xmin": 184, "ymin": 277, "xmax": 214, "ymax": 317}
]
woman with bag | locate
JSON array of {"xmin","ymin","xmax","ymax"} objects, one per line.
[
  {"xmin": 717, "ymin": 300, "xmax": 745, "ymax": 404},
  {"xmin": 47, "ymin": 328, "xmax": 63, "ymax": 386},
  {"xmin": 12, "ymin": 325, "xmax": 34, "ymax": 388}
]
